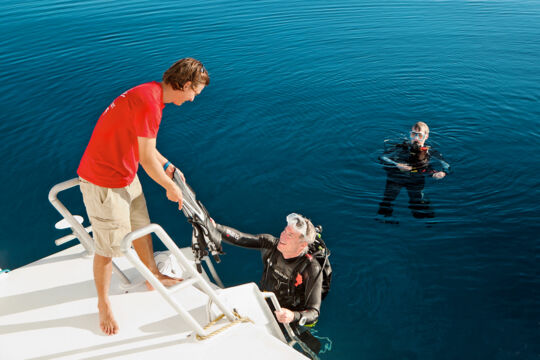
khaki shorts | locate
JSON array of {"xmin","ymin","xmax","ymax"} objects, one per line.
[{"xmin": 79, "ymin": 176, "xmax": 151, "ymax": 257}]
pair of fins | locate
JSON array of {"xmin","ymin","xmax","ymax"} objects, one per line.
[{"xmin": 172, "ymin": 170, "xmax": 223, "ymax": 272}]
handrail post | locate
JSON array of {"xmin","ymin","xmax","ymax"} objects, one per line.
[
  {"xmin": 48, "ymin": 178, "xmax": 94, "ymax": 254},
  {"xmin": 263, "ymin": 292, "xmax": 320, "ymax": 359}
]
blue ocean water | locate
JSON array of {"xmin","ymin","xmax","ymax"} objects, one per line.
[{"xmin": 1, "ymin": 0, "xmax": 539, "ymax": 358}]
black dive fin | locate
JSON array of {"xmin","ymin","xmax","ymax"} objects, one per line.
[{"xmin": 172, "ymin": 169, "xmax": 223, "ymax": 264}]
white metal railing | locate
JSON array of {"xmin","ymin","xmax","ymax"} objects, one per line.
[
  {"xmin": 48, "ymin": 178, "xmax": 131, "ymax": 285},
  {"xmin": 120, "ymin": 223, "xmax": 236, "ymax": 337},
  {"xmin": 263, "ymin": 292, "xmax": 320, "ymax": 360},
  {"xmin": 48, "ymin": 179, "xmax": 94, "ymax": 254}
]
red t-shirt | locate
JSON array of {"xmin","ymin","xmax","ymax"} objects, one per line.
[{"xmin": 78, "ymin": 81, "xmax": 165, "ymax": 188}]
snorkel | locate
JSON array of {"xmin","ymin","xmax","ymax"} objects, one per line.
[{"xmin": 411, "ymin": 142, "xmax": 429, "ymax": 153}]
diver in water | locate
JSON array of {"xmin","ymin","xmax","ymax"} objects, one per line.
[
  {"xmin": 377, "ymin": 121, "xmax": 450, "ymax": 220},
  {"xmin": 199, "ymin": 213, "xmax": 326, "ymax": 356}
]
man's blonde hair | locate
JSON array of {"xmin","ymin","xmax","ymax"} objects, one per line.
[{"xmin": 413, "ymin": 121, "xmax": 429, "ymax": 134}]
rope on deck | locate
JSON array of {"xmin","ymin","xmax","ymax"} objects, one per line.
[{"xmin": 196, "ymin": 310, "xmax": 253, "ymax": 340}]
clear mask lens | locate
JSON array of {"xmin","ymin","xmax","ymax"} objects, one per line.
[{"xmin": 410, "ymin": 131, "xmax": 425, "ymax": 140}]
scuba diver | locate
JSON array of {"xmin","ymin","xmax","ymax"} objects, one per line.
[
  {"xmin": 377, "ymin": 121, "xmax": 450, "ymax": 220},
  {"xmin": 168, "ymin": 168, "xmax": 331, "ymax": 357},
  {"xmin": 195, "ymin": 212, "xmax": 330, "ymax": 357}
]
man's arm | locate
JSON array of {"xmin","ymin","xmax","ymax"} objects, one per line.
[
  {"xmin": 380, "ymin": 141, "xmax": 412, "ymax": 172},
  {"xmin": 154, "ymin": 148, "xmax": 168, "ymax": 167},
  {"xmin": 215, "ymin": 224, "xmax": 276, "ymax": 250},
  {"xmin": 154, "ymin": 148, "xmax": 185, "ymax": 181},
  {"xmin": 296, "ymin": 262, "xmax": 323, "ymax": 325},
  {"xmin": 138, "ymin": 137, "xmax": 183, "ymax": 209},
  {"xmin": 429, "ymin": 149, "xmax": 450, "ymax": 179}
]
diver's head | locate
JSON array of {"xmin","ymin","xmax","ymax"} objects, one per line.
[
  {"xmin": 278, "ymin": 213, "xmax": 316, "ymax": 259},
  {"xmin": 410, "ymin": 121, "xmax": 429, "ymax": 146}
]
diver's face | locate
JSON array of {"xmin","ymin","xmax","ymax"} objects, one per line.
[
  {"xmin": 410, "ymin": 127, "xmax": 428, "ymax": 146},
  {"xmin": 278, "ymin": 226, "xmax": 307, "ymax": 259}
]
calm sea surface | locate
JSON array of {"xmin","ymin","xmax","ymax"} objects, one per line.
[{"xmin": 1, "ymin": 1, "xmax": 539, "ymax": 358}]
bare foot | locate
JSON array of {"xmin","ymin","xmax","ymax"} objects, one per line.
[
  {"xmin": 98, "ymin": 301, "xmax": 119, "ymax": 336},
  {"xmin": 145, "ymin": 272, "xmax": 183, "ymax": 291}
]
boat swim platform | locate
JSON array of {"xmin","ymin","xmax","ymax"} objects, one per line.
[{"xmin": 0, "ymin": 244, "xmax": 307, "ymax": 360}]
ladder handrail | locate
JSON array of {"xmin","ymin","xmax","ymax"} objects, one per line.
[
  {"xmin": 48, "ymin": 178, "xmax": 94, "ymax": 254},
  {"xmin": 120, "ymin": 223, "xmax": 236, "ymax": 337},
  {"xmin": 263, "ymin": 292, "xmax": 320, "ymax": 360}
]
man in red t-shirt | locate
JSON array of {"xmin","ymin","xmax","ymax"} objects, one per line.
[{"xmin": 77, "ymin": 58, "xmax": 209, "ymax": 335}]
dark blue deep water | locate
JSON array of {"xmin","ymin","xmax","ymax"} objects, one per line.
[{"xmin": 1, "ymin": 1, "xmax": 539, "ymax": 359}]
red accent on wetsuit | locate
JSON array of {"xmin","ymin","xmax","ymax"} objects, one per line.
[
  {"xmin": 295, "ymin": 273, "xmax": 303, "ymax": 287},
  {"xmin": 77, "ymin": 82, "xmax": 165, "ymax": 188}
]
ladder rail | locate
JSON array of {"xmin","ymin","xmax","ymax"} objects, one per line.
[
  {"xmin": 262, "ymin": 292, "xmax": 298, "ymax": 345},
  {"xmin": 48, "ymin": 178, "xmax": 94, "ymax": 254},
  {"xmin": 122, "ymin": 247, "xmax": 209, "ymax": 336},
  {"xmin": 263, "ymin": 292, "xmax": 320, "ymax": 360},
  {"xmin": 120, "ymin": 223, "xmax": 237, "ymax": 337}
]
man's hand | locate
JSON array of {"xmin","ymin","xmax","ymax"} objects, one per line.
[
  {"xmin": 274, "ymin": 308, "xmax": 295, "ymax": 324},
  {"xmin": 432, "ymin": 171, "xmax": 446, "ymax": 180},
  {"xmin": 138, "ymin": 137, "xmax": 185, "ymax": 210},
  {"xmin": 166, "ymin": 183, "xmax": 183, "ymax": 210},
  {"xmin": 164, "ymin": 163, "xmax": 186, "ymax": 182},
  {"xmin": 397, "ymin": 163, "xmax": 412, "ymax": 172},
  {"xmin": 165, "ymin": 163, "xmax": 175, "ymax": 179}
]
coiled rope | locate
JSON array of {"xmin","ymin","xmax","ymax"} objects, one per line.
[{"xmin": 196, "ymin": 310, "xmax": 253, "ymax": 340}]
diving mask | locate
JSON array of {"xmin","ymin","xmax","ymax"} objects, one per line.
[
  {"xmin": 410, "ymin": 131, "xmax": 426, "ymax": 140},
  {"xmin": 286, "ymin": 213, "xmax": 308, "ymax": 238}
]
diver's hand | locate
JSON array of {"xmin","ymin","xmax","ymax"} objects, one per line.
[
  {"xmin": 166, "ymin": 183, "xmax": 183, "ymax": 210},
  {"xmin": 396, "ymin": 163, "xmax": 412, "ymax": 172},
  {"xmin": 432, "ymin": 171, "xmax": 446, "ymax": 180},
  {"xmin": 275, "ymin": 308, "xmax": 295, "ymax": 324}
]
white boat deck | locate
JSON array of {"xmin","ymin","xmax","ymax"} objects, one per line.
[{"xmin": 0, "ymin": 244, "xmax": 306, "ymax": 360}]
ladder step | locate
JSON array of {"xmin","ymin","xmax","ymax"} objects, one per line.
[{"xmin": 167, "ymin": 277, "xmax": 199, "ymax": 294}]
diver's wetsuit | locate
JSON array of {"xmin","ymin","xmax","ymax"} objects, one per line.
[
  {"xmin": 214, "ymin": 224, "xmax": 323, "ymax": 325},
  {"xmin": 378, "ymin": 141, "xmax": 450, "ymax": 219}
]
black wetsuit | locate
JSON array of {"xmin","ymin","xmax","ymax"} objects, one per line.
[
  {"xmin": 377, "ymin": 141, "xmax": 450, "ymax": 219},
  {"xmin": 215, "ymin": 224, "xmax": 323, "ymax": 325}
]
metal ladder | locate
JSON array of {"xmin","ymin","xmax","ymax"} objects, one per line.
[
  {"xmin": 49, "ymin": 178, "xmax": 238, "ymax": 338},
  {"xmin": 120, "ymin": 223, "xmax": 237, "ymax": 338}
]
